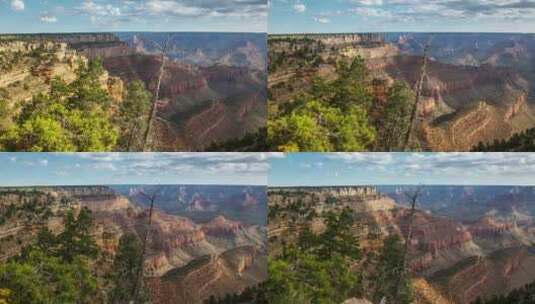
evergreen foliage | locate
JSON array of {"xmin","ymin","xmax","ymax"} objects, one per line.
[
  {"xmin": 0, "ymin": 58, "xmax": 151, "ymax": 152},
  {"xmin": 0, "ymin": 207, "xmax": 98, "ymax": 304},
  {"xmin": 476, "ymin": 280, "xmax": 535, "ymax": 303},
  {"xmin": 117, "ymin": 80, "xmax": 152, "ymax": 151},
  {"xmin": 109, "ymin": 233, "xmax": 146, "ymax": 304},
  {"xmin": 372, "ymin": 235, "xmax": 413, "ymax": 304},
  {"xmin": 268, "ymin": 56, "xmax": 413, "ymax": 152},
  {"xmin": 472, "ymin": 128, "xmax": 535, "ymax": 152},
  {"xmin": 262, "ymin": 207, "xmax": 362, "ymax": 304}
]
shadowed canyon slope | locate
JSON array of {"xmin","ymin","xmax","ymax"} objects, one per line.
[
  {"xmin": 0, "ymin": 185, "xmax": 267, "ymax": 303},
  {"xmin": 268, "ymin": 185, "xmax": 535, "ymax": 303},
  {"xmin": 268, "ymin": 33, "xmax": 535, "ymax": 151}
]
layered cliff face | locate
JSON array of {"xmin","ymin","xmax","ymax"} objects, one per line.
[
  {"xmin": 88, "ymin": 195, "xmax": 264, "ymax": 277},
  {"xmin": 268, "ymin": 187, "xmax": 398, "ymax": 257},
  {"xmin": 103, "ymin": 53, "xmax": 266, "ymax": 151},
  {"xmin": 268, "ymin": 34, "xmax": 399, "ymax": 98},
  {"xmin": 428, "ymin": 246, "xmax": 535, "ymax": 303},
  {"xmin": 202, "ymin": 216, "xmax": 242, "ymax": 237},
  {"xmin": 147, "ymin": 246, "xmax": 267, "ymax": 304},
  {"xmin": 391, "ymin": 209, "xmax": 477, "ymax": 274},
  {"xmin": 0, "ymin": 38, "xmax": 124, "ymax": 119},
  {"xmin": 386, "ymin": 33, "xmax": 535, "ymax": 151},
  {"xmin": 0, "ymin": 41, "xmax": 85, "ymax": 104},
  {"xmin": 0, "ymin": 188, "xmax": 79, "ymax": 261}
]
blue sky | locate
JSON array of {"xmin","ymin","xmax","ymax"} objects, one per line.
[
  {"xmin": 3, "ymin": 152, "xmax": 534, "ymax": 187},
  {"xmin": 269, "ymin": 0, "xmax": 535, "ymax": 34},
  {"xmin": 0, "ymin": 0, "xmax": 267, "ymax": 33},
  {"xmin": 269, "ymin": 153, "xmax": 535, "ymax": 186},
  {"xmin": 0, "ymin": 153, "xmax": 273, "ymax": 186}
]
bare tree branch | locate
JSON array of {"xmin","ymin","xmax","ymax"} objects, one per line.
[
  {"xmin": 394, "ymin": 185, "xmax": 422, "ymax": 301},
  {"xmin": 132, "ymin": 189, "xmax": 159, "ymax": 303},
  {"xmin": 404, "ymin": 35, "xmax": 433, "ymax": 151},
  {"xmin": 143, "ymin": 34, "xmax": 171, "ymax": 151}
]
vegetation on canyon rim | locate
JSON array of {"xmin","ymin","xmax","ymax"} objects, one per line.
[
  {"xmin": 0, "ymin": 206, "xmax": 146, "ymax": 304},
  {"xmin": 472, "ymin": 127, "xmax": 535, "ymax": 152},
  {"xmin": 268, "ymin": 56, "xmax": 414, "ymax": 152},
  {"xmin": 264, "ymin": 207, "xmax": 412, "ymax": 304},
  {"xmin": 0, "ymin": 57, "xmax": 152, "ymax": 152}
]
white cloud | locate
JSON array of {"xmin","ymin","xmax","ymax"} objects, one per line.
[
  {"xmin": 352, "ymin": 7, "xmax": 392, "ymax": 18},
  {"xmin": 92, "ymin": 163, "xmax": 117, "ymax": 171},
  {"xmin": 54, "ymin": 171, "xmax": 69, "ymax": 177},
  {"xmin": 326, "ymin": 153, "xmax": 393, "ymax": 165},
  {"xmin": 77, "ymin": 1, "xmax": 121, "ymax": 16},
  {"xmin": 10, "ymin": 0, "xmax": 24, "ymax": 11},
  {"xmin": 145, "ymin": 0, "xmax": 206, "ymax": 17},
  {"xmin": 293, "ymin": 3, "xmax": 306, "ymax": 13},
  {"xmin": 355, "ymin": 0, "xmax": 383, "ymax": 5},
  {"xmin": 314, "ymin": 16, "xmax": 331, "ymax": 23},
  {"xmin": 40, "ymin": 13, "xmax": 58, "ymax": 23}
]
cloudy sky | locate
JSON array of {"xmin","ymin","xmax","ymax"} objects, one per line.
[
  {"xmin": 269, "ymin": 153, "xmax": 535, "ymax": 186},
  {"xmin": 0, "ymin": 0, "xmax": 267, "ymax": 33},
  {"xmin": 269, "ymin": 0, "xmax": 535, "ymax": 33},
  {"xmin": 0, "ymin": 153, "xmax": 279, "ymax": 186}
]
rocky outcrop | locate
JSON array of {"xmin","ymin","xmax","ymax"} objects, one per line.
[
  {"xmin": 147, "ymin": 246, "xmax": 265, "ymax": 304},
  {"xmin": 377, "ymin": 55, "xmax": 535, "ymax": 151},
  {"xmin": 469, "ymin": 216, "xmax": 513, "ymax": 239},
  {"xmin": 271, "ymin": 33, "xmax": 383, "ymax": 47},
  {"xmin": 272, "ymin": 186, "xmax": 378, "ymax": 199},
  {"xmin": 0, "ymin": 41, "xmax": 84, "ymax": 87},
  {"xmin": 0, "ymin": 39, "xmax": 124, "ymax": 116},
  {"xmin": 103, "ymin": 54, "xmax": 208, "ymax": 98},
  {"xmin": 77, "ymin": 42, "xmax": 131, "ymax": 59},
  {"xmin": 201, "ymin": 66, "xmax": 252, "ymax": 84},
  {"xmin": 183, "ymin": 101, "xmax": 227, "ymax": 144},
  {"xmin": 430, "ymin": 247, "xmax": 534, "ymax": 304},
  {"xmin": 242, "ymin": 192, "xmax": 258, "ymax": 207},
  {"xmin": 201, "ymin": 216, "xmax": 242, "ymax": 237},
  {"xmin": 504, "ymin": 94, "xmax": 528, "ymax": 121}
]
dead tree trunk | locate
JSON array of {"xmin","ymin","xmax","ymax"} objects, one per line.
[
  {"xmin": 132, "ymin": 191, "xmax": 158, "ymax": 303},
  {"xmin": 143, "ymin": 35, "xmax": 171, "ymax": 151},
  {"xmin": 393, "ymin": 187, "xmax": 421, "ymax": 302},
  {"xmin": 404, "ymin": 36, "xmax": 433, "ymax": 151}
]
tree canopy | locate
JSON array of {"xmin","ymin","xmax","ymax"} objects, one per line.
[
  {"xmin": 268, "ymin": 56, "xmax": 413, "ymax": 152},
  {"xmin": 0, "ymin": 58, "xmax": 151, "ymax": 152},
  {"xmin": 0, "ymin": 207, "xmax": 98, "ymax": 304}
]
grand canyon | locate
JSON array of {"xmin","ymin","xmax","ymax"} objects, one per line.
[
  {"xmin": 268, "ymin": 33, "xmax": 535, "ymax": 151},
  {"xmin": 268, "ymin": 185, "xmax": 535, "ymax": 303},
  {"xmin": 0, "ymin": 185, "xmax": 267, "ymax": 303},
  {"xmin": 0, "ymin": 32, "xmax": 267, "ymax": 151}
]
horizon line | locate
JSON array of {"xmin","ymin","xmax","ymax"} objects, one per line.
[
  {"xmin": 269, "ymin": 31, "xmax": 535, "ymax": 35},
  {"xmin": 269, "ymin": 184, "xmax": 535, "ymax": 187},
  {"xmin": 0, "ymin": 183, "xmax": 267, "ymax": 188},
  {"xmin": 0, "ymin": 30, "xmax": 267, "ymax": 35}
]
